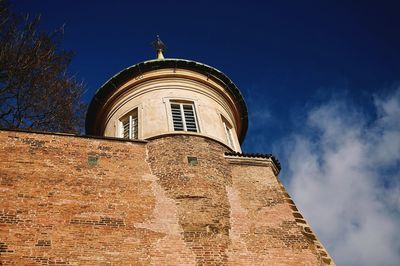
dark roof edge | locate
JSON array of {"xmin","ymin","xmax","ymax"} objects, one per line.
[
  {"xmin": 85, "ymin": 58, "xmax": 248, "ymax": 143},
  {"xmin": 224, "ymin": 151, "xmax": 281, "ymax": 173}
]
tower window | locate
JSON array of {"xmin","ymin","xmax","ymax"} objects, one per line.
[
  {"xmin": 222, "ymin": 116, "xmax": 234, "ymax": 149},
  {"xmin": 170, "ymin": 102, "xmax": 198, "ymax": 132},
  {"xmin": 120, "ymin": 109, "xmax": 138, "ymax": 139}
]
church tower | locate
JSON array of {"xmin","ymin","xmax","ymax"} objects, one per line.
[{"xmin": 0, "ymin": 38, "xmax": 334, "ymax": 265}]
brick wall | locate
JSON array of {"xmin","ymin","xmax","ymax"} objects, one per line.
[
  {"xmin": 0, "ymin": 130, "xmax": 332, "ymax": 265},
  {"xmin": 0, "ymin": 130, "xmax": 159, "ymax": 265},
  {"xmin": 147, "ymin": 135, "xmax": 233, "ymax": 265},
  {"xmin": 227, "ymin": 161, "xmax": 328, "ymax": 264}
]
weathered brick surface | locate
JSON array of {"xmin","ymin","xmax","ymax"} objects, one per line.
[
  {"xmin": 147, "ymin": 136, "xmax": 232, "ymax": 265},
  {"xmin": 0, "ymin": 130, "xmax": 332, "ymax": 265},
  {"xmin": 0, "ymin": 130, "xmax": 160, "ymax": 265},
  {"xmin": 226, "ymin": 163, "xmax": 326, "ymax": 265}
]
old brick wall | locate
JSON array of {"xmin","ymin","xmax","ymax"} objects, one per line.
[
  {"xmin": 226, "ymin": 160, "xmax": 328, "ymax": 265},
  {"xmin": 147, "ymin": 135, "xmax": 233, "ymax": 265},
  {"xmin": 0, "ymin": 130, "xmax": 332, "ymax": 265},
  {"xmin": 146, "ymin": 135, "xmax": 331, "ymax": 265},
  {"xmin": 0, "ymin": 130, "xmax": 162, "ymax": 265}
]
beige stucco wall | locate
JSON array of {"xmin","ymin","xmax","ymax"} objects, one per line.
[{"xmin": 100, "ymin": 68, "xmax": 242, "ymax": 152}]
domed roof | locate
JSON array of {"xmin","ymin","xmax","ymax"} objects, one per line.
[{"xmin": 85, "ymin": 58, "xmax": 248, "ymax": 143}]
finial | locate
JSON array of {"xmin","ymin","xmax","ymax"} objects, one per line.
[{"xmin": 152, "ymin": 35, "xmax": 166, "ymax": 59}]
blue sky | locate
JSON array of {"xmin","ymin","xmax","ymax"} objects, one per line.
[{"xmin": 13, "ymin": 1, "xmax": 400, "ymax": 265}]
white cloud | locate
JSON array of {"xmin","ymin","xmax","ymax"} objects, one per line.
[{"xmin": 282, "ymin": 89, "xmax": 400, "ymax": 266}]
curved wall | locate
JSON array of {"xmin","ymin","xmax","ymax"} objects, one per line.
[{"xmin": 100, "ymin": 68, "xmax": 243, "ymax": 152}]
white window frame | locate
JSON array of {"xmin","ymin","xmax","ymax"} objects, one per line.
[
  {"xmin": 169, "ymin": 101, "xmax": 199, "ymax": 132},
  {"xmin": 221, "ymin": 115, "xmax": 235, "ymax": 150},
  {"xmin": 119, "ymin": 108, "xmax": 139, "ymax": 140}
]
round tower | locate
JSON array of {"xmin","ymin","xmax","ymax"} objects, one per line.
[{"xmin": 85, "ymin": 38, "xmax": 248, "ymax": 152}]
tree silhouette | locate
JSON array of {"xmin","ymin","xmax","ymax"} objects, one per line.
[{"xmin": 0, "ymin": 0, "xmax": 86, "ymax": 133}]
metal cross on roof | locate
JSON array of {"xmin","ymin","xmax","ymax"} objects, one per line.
[{"xmin": 152, "ymin": 35, "xmax": 166, "ymax": 59}]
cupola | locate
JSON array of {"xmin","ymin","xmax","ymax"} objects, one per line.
[{"xmin": 85, "ymin": 37, "xmax": 248, "ymax": 152}]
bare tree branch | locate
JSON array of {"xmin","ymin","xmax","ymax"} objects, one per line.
[{"xmin": 0, "ymin": 0, "xmax": 87, "ymax": 133}]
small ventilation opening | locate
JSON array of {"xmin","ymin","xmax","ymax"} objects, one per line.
[
  {"xmin": 88, "ymin": 155, "xmax": 98, "ymax": 166},
  {"xmin": 187, "ymin": 156, "xmax": 198, "ymax": 166}
]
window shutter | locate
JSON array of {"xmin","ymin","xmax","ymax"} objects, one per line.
[
  {"xmin": 170, "ymin": 102, "xmax": 198, "ymax": 132},
  {"xmin": 171, "ymin": 103, "xmax": 184, "ymax": 131},
  {"xmin": 132, "ymin": 116, "xmax": 138, "ymax": 139},
  {"xmin": 222, "ymin": 117, "xmax": 234, "ymax": 149},
  {"xmin": 120, "ymin": 108, "xmax": 139, "ymax": 140},
  {"xmin": 123, "ymin": 120, "xmax": 130, "ymax": 138},
  {"xmin": 224, "ymin": 122, "xmax": 234, "ymax": 148},
  {"xmin": 183, "ymin": 104, "xmax": 197, "ymax": 132}
]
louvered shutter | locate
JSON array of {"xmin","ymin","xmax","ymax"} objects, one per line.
[
  {"xmin": 183, "ymin": 104, "xmax": 197, "ymax": 132},
  {"xmin": 171, "ymin": 104, "xmax": 184, "ymax": 131},
  {"xmin": 120, "ymin": 108, "xmax": 139, "ymax": 139},
  {"xmin": 170, "ymin": 102, "xmax": 198, "ymax": 132},
  {"xmin": 224, "ymin": 121, "xmax": 234, "ymax": 148},
  {"xmin": 123, "ymin": 120, "xmax": 130, "ymax": 138},
  {"xmin": 131, "ymin": 116, "xmax": 138, "ymax": 139}
]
